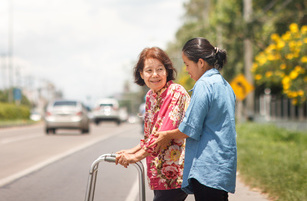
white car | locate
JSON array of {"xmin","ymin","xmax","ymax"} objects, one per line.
[
  {"xmin": 44, "ymin": 100, "xmax": 90, "ymax": 134},
  {"xmin": 92, "ymin": 98, "xmax": 121, "ymax": 125}
]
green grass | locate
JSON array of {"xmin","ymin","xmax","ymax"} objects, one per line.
[
  {"xmin": 0, "ymin": 119, "xmax": 38, "ymax": 127},
  {"xmin": 236, "ymin": 123, "xmax": 307, "ymax": 201}
]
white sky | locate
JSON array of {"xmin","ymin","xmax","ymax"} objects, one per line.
[{"xmin": 0, "ymin": 0, "xmax": 185, "ymax": 106}]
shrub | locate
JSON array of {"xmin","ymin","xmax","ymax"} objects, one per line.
[
  {"xmin": 0, "ymin": 102, "xmax": 30, "ymax": 120},
  {"xmin": 252, "ymin": 23, "xmax": 307, "ymax": 105}
]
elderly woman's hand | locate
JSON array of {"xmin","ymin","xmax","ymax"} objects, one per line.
[{"xmin": 115, "ymin": 153, "xmax": 137, "ymax": 168}]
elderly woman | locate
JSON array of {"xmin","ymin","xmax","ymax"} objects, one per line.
[{"xmin": 116, "ymin": 47, "xmax": 190, "ymax": 201}]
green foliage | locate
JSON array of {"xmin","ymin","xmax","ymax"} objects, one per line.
[
  {"xmin": 0, "ymin": 102, "xmax": 31, "ymax": 120},
  {"xmin": 0, "ymin": 90, "xmax": 9, "ymax": 102},
  {"xmin": 237, "ymin": 123, "xmax": 307, "ymax": 201},
  {"xmin": 177, "ymin": 66, "xmax": 195, "ymax": 94},
  {"xmin": 252, "ymin": 23, "xmax": 307, "ymax": 104},
  {"xmin": 167, "ymin": 0, "xmax": 306, "ymax": 90},
  {"xmin": 0, "ymin": 88, "xmax": 32, "ymax": 107}
]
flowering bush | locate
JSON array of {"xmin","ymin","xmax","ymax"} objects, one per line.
[{"xmin": 252, "ymin": 23, "xmax": 307, "ymax": 104}]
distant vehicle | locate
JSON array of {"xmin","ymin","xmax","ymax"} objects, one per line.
[
  {"xmin": 30, "ymin": 111, "xmax": 42, "ymax": 121},
  {"xmin": 119, "ymin": 107, "xmax": 129, "ymax": 122},
  {"xmin": 44, "ymin": 100, "xmax": 90, "ymax": 134},
  {"xmin": 92, "ymin": 98, "xmax": 121, "ymax": 125}
]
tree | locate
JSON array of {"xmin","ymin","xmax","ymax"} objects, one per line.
[
  {"xmin": 167, "ymin": 0, "xmax": 306, "ymax": 97},
  {"xmin": 0, "ymin": 88, "xmax": 31, "ymax": 107}
]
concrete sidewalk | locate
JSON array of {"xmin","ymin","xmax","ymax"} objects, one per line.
[
  {"xmin": 145, "ymin": 174, "xmax": 270, "ymax": 201},
  {"xmin": 183, "ymin": 174, "xmax": 270, "ymax": 201},
  {"xmin": 229, "ymin": 175, "xmax": 270, "ymax": 201}
]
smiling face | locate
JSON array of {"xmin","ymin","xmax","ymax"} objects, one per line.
[
  {"xmin": 182, "ymin": 52, "xmax": 210, "ymax": 81},
  {"xmin": 140, "ymin": 58, "xmax": 167, "ymax": 93}
]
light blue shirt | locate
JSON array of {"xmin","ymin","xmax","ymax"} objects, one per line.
[{"xmin": 179, "ymin": 68, "xmax": 237, "ymax": 194}]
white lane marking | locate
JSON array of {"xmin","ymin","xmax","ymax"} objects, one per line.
[
  {"xmin": 125, "ymin": 177, "xmax": 139, "ymax": 201},
  {"xmin": 1, "ymin": 134, "xmax": 42, "ymax": 144},
  {"xmin": 0, "ymin": 128, "xmax": 128, "ymax": 187}
]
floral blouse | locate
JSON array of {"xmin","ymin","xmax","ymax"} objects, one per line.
[{"xmin": 140, "ymin": 81, "xmax": 190, "ymax": 190}]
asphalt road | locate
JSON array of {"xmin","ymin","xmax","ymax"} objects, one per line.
[
  {"xmin": 0, "ymin": 122, "xmax": 151, "ymax": 201},
  {"xmin": 0, "ymin": 122, "xmax": 268, "ymax": 201}
]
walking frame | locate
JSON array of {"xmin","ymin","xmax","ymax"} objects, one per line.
[{"xmin": 85, "ymin": 153, "xmax": 146, "ymax": 201}]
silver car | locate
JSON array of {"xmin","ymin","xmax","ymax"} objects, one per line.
[
  {"xmin": 92, "ymin": 98, "xmax": 121, "ymax": 125},
  {"xmin": 44, "ymin": 100, "xmax": 90, "ymax": 134}
]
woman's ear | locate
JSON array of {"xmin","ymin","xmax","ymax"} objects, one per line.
[
  {"xmin": 140, "ymin": 71, "xmax": 144, "ymax": 79},
  {"xmin": 198, "ymin": 58, "xmax": 211, "ymax": 71},
  {"xmin": 197, "ymin": 58, "xmax": 206, "ymax": 68}
]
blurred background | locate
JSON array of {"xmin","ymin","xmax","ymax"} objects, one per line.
[
  {"xmin": 0, "ymin": 0, "xmax": 306, "ymax": 124},
  {"xmin": 0, "ymin": 0, "xmax": 306, "ymax": 125}
]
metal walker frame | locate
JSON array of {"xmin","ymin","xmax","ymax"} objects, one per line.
[{"xmin": 85, "ymin": 153, "xmax": 146, "ymax": 201}]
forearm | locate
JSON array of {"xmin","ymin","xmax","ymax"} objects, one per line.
[
  {"xmin": 164, "ymin": 128, "xmax": 189, "ymax": 140},
  {"xmin": 132, "ymin": 148, "xmax": 149, "ymax": 162},
  {"xmin": 117, "ymin": 144, "xmax": 142, "ymax": 155},
  {"xmin": 128, "ymin": 144, "xmax": 142, "ymax": 154}
]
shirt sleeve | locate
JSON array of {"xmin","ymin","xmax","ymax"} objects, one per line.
[
  {"xmin": 179, "ymin": 80, "xmax": 212, "ymax": 141},
  {"xmin": 140, "ymin": 85, "xmax": 190, "ymax": 154}
]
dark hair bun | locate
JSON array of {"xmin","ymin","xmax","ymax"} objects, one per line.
[{"xmin": 215, "ymin": 48, "xmax": 227, "ymax": 70}]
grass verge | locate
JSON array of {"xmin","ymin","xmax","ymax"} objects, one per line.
[
  {"xmin": 0, "ymin": 119, "xmax": 38, "ymax": 128},
  {"xmin": 236, "ymin": 122, "xmax": 306, "ymax": 201}
]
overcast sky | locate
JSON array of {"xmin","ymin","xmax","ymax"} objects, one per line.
[{"xmin": 0, "ymin": 0, "xmax": 185, "ymax": 106}]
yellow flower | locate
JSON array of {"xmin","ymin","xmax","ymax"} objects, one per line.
[
  {"xmin": 258, "ymin": 57, "xmax": 267, "ymax": 66},
  {"xmin": 298, "ymin": 90, "xmax": 304, "ymax": 97},
  {"xmin": 266, "ymin": 44, "xmax": 276, "ymax": 52},
  {"xmin": 277, "ymin": 40, "xmax": 285, "ymax": 49},
  {"xmin": 282, "ymin": 32, "xmax": 291, "ymax": 41},
  {"xmin": 289, "ymin": 23, "xmax": 299, "ymax": 33},
  {"xmin": 289, "ymin": 70, "xmax": 299, "ymax": 79},
  {"xmin": 255, "ymin": 74, "xmax": 262, "ymax": 80},
  {"xmin": 293, "ymin": 52, "xmax": 300, "ymax": 58},
  {"xmin": 294, "ymin": 65, "xmax": 304, "ymax": 73},
  {"xmin": 304, "ymin": 38, "xmax": 307, "ymax": 44},
  {"xmin": 292, "ymin": 99, "xmax": 298, "ymax": 105},
  {"xmin": 286, "ymin": 54, "xmax": 294, "ymax": 60},
  {"xmin": 304, "ymin": 76, "xmax": 307, "ymax": 82},
  {"xmin": 251, "ymin": 63, "xmax": 258, "ymax": 72},
  {"xmin": 297, "ymin": 41, "xmax": 303, "ymax": 47},
  {"xmin": 267, "ymin": 54, "xmax": 276, "ymax": 61},
  {"xmin": 280, "ymin": 64, "xmax": 286, "ymax": 70},
  {"xmin": 301, "ymin": 56, "xmax": 307, "ymax": 63},
  {"xmin": 265, "ymin": 71, "xmax": 273, "ymax": 77},
  {"xmin": 302, "ymin": 25, "xmax": 307, "ymax": 34},
  {"xmin": 288, "ymin": 91, "xmax": 298, "ymax": 98},
  {"xmin": 282, "ymin": 76, "xmax": 291, "ymax": 85},
  {"xmin": 271, "ymin": 33, "xmax": 280, "ymax": 42},
  {"xmin": 289, "ymin": 41, "xmax": 296, "ymax": 49},
  {"xmin": 283, "ymin": 83, "xmax": 290, "ymax": 90}
]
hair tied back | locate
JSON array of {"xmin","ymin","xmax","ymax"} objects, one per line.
[{"xmin": 214, "ymin": 47, "xmax": 219, "ymax": 54}]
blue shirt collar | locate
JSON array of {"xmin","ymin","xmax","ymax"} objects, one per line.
[{"xmin": 189, "ymin": 68, "xmax": 220, "ymax": 92}]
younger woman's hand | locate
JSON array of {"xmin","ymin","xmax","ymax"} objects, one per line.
[{"xmin": 149, "ymin": 131, "xmax": 172, "ymax": 151}]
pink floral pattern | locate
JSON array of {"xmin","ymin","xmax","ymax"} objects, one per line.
[{"xmin": 140, "ymin": 81, "xmax": 190, "ymax": 190}]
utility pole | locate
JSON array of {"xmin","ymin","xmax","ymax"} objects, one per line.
[
  {"xmin": 8, "ymin": 0, "xmax": 14, "ymax": 103},
  {"xmin": 216, "ymin": 0, "xmax": 223, "ymax": 48},
  {"xmin": 1, "ymin": 54, "xmax": 6, "ymax": 89},
  {"xmin": 203, "ymin": 0, "xmax": 210, "ymax": 28},
  {"xmin": 243, "ymin": 0, "xmax": 254, "ymax": 120}
]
